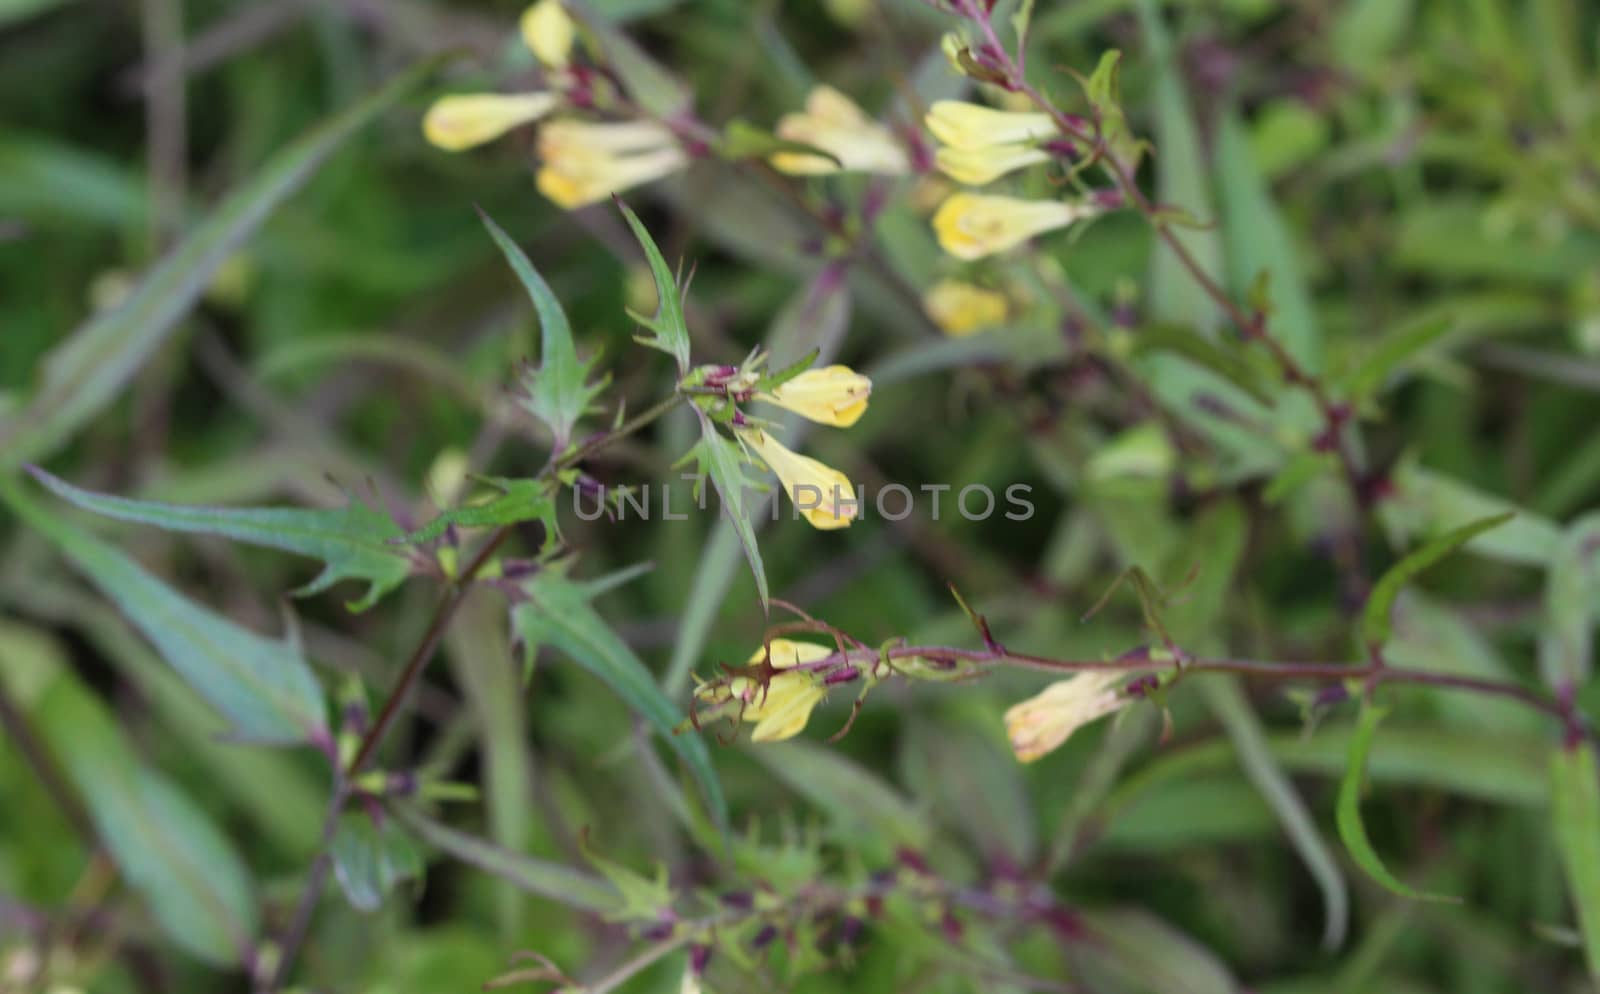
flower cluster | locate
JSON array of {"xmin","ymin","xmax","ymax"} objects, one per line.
[
  {"xmin": 692, "ymin": 639, "xmax": 839, "ymax": 742},
  {"xmin": 421, "ymin": 0, "xmax": 688, "ymax": 208},
  {"xmin": 690, "ymin": 357, "xmax": 871, "ymax": 530}
]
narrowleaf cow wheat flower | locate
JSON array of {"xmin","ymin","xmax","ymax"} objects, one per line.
[
  {"xmin": 932, "ymin": 192, "xmax": 1098, "ymax": 260},
  {"xmin": 422, "ymin": 92, "xmax": 560, "ymax": 152},
  {"xmin": 770, "ymin": 85, "xmax": 909, "ymax": 176},
  {"xmin": 934, "ymin": 143, "xmax": 1053, "ymax": 186},
  {"xmin": 925, "ymin": 100, "xmax": 1056, "ymax": 150},
  {"xmin": 1004, "ymin": 671, "xmax": 1131, "ymax": 762},
  {"xmin": 922, "ymin": 279, "xmax": 1007, "ymax": 336},
  {"xmin": 694, "ymin": 639, "xmax": 834, "ymax": 742},
  {"xmin": 737, "ymin": 427, "xmax": 858, "ymax": 530},
  {"xmin": 756, "ymin": 365, "xmax": 871, "ymax": 427},
  {"xmin": 536, "ymin": 119, "xmax": 688, "ymax": 209},
  {"xmin": 521, "ymin": 0, "xmax": 576, "ymax": 69}
]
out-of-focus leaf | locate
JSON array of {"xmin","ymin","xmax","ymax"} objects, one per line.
[
  {"xmin": 1136, "ymin": 0, "xmax": 1223, "ymax": 332},
  {"xmin": 0, "ymin": 133, "xmax": 145, "ymax": 225},
  {"xmin": 1076, "ymin": 907, "xmax": 1240, "ymax": 994},
  {"xmin": 901, "ymin": 719, "xmax": 1031, "ymax": 866},
  {"xmin": 1127, "ymin": 323, "xmax": 1273, "ymax": 404},
  {"xmin": 574, "ymin": 0, "xmax": 692, "ymax": 115},
  {"xmin": 1539, "ymin": 514, "xmax": 1600, "ymax": 690},
  {"xmin": 37, "ymin": 678, "xmax": 258, "ymax": 965},
  {"xmin": 1216, "ymin": 109, "xmax": 1321, "ymax": 371},
  {"xmin": 1336, "ymin": 704, "xmax": 1460, "ymax": 903},
  {"xmin": 1551, "ymin": 743, "xmax": 1600, "ymax": 982},
  {"xmin": 1080, "ymin": 50, "xmax": 1141, "ymax": 173},
  {"xmin": 1395, "ymin": 200, "xmax": 1600, "ymax": 283},
  {"xmin": 332, "ymin": 812, "xmax": 424, "ymax": 913},
  {"xmin": 511, "ymin": 570, "xmax": 727, "ymax": 835},
  {"xmin": 28, "ymin": 466, "xmax": 411, "ymax": 611},
  {"xmin": 1, "ymin": 478, "xmax": 327, "ymax": 746},
  {"xmin": 393, "ymin": 805, "xmax": 618, "ymax": 913},
  {"xmin": 1380, "ymin": 461, "xmax": 1560, "ymax": 566},
  {"xmin": 688, "ymin": 421, "xmax": 768, "ymax": 608},
  {"xmin": 0, "ymin": 57, "xmax": 442, "ymax": 467},
  {"xmin": 1340, "ymin": 313, "xmax": 1455, "ymax": 405},
  {"xmin": 752, "ymin": 740, "xmax": 929, "ymax": 856},
  {"xmin": 401, "ymin": 476, "xmax": 557, "ymax": 546},
  {"xmin": 1385, "ymin": 593, "xmax": 1545, "ymax": 733},
  {"xmin": 1362, "ymin": 511, "xmax": 1512, "ymax": 651},
  {"xmin": 617, "ymin": 199, "xmax": 691, "ymax": 373},
  {"xmin": 480, "ymin": 209, "xmax": 606, "ymax": 450},
  {"xmin": 1332, "ymin": 0, "xmax": 1414, "ymax": 74}
]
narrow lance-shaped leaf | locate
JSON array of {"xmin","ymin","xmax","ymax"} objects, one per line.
[
  {"xmin": 616, "ymin": 198, "xmax": 692, "ymax": 374},
  {"xmin": 1362, "ymin": 511, "xmax": 1513, "ymax": 652},
  {"xmin": 37, "ymin": 678, "xmax": 259, "ymax": 965},
  {"xmin": 689, "ymin": 417, "xmax": 769, "ymax": 608},
  {"xmin": 511, "ymin": 570, "xmax": 728, "ymax": 836},
  {"xmin": 1539, "ymin": 514, "xmax": 1600, "ymax": 691},
  {"xmin": 28, "ymin": 466, "xmax": 411, "ymax": 611},
  {"xmin": 1340, "ymin": 313, "xmax": 1456, "ymax": 406},
  {"xmin": 399, "ymin": 476, "xmax": 558, "ymax": 546},
  {"xmin": 0, "ymin": 57, "xmax": 445, "ymax": 467},
  {"xmin": 479, "ymin": 209, "xmax": 606, "ymax": 450},
  {"xmin": 1336, "ymin": 704, "xmax": 1460, "ymax": 903},
  {"xmin": 1551, "ymin": 742, "xmax": 1600, "ymax": 982},
  {"xmin": 1, "ymin": 477, "xmax": 328, "ymax": 746}
]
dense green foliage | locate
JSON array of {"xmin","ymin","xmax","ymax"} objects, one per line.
[{"xmin": 3, "ymin": 1, "xmax": 1600, "ymax": 992}]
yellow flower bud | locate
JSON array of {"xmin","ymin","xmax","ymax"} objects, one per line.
[
  {"xmin": 770, "ymin": 86, "xmax": 908, "ymax": 176},
  {"xmin": 935, "ymin": 142, "xmax": 1052, "ymax": 186},
  {"xmin": 422, "ymin": 92, "xmax": 559, "ymax": 151},
  {"xmin": 931, "ymin": 192, "xmax": 1095, "ymax": 260},
  {"xmin": 738, "ymin": 428, "xmax": 858, "ymax": 530},
  {"xmin": 922, "ymin": 279, "xmax": 1007, "ymax": 337},
  {"xmin": 757, "ymin": 365, "xmax": 871, "ymax": 427},
  {"xmin": 1003, "ymin": 671, "xmax": 1128, "ymax": 762},
  {"xmin": 925, "ymin": 100, "xmax": 1056, "ymax": 150},
  {"xmin": 520, "ymin": 0, "xmax": 576, "ymax": 69},
  {"xmin": 535, "ymin": 119, "xmax": 687, "ymax": 209}
]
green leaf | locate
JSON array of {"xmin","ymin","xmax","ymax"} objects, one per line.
[
  {"xmin": 1340, "ymin": 313, "xmax": 1456, "ymax": 405},
  {"xmin": 1127, "ymin": 323, "xmax": 1273, "ymax": 405},
  {"xmin": 1362, "ymin": 511, "xmax": 1513, "ymax": 651},
  {"xmin": 38, "ymin": 678, "xmax": 258, "ymax": 964},
  {"xmin": 616, "ymin": 198, "xmax": 692, "ymax": 373},
  {"xmin": 392, "ymin": 804, "xmax": 619, "ymax": 913},
  {"xmin": 1540, "ymin": 514, "xmax": 1600, "ymax": 690},
  {"xmin": 479, "ymin": 209, "xmax": 607, "ymax": 450},
  {"xmin": 401, "ymin": 476, "xmax": 557, "ymax": 546},
  {"xmin": 1, "ymin": 477, "xmax": 328, "ymax": 746},
  {"xmin": 1336, "ymin": 704, "xmax": 1460, "ymax": 903},
  {"xmin": 752, "ymin": 740, "xmax": 931, "ymax": 855},
  {"xmin": 0, "ymin": 57, "xmax": 443, "ymax": 468},
  {"xmin": 1380, "ymin": 461, "xmax": 1560, "ymax": 567},
  {"xmin": 511, "ymin": 570, "xmax": 728, "ymax": 835},
  {"xmin": 1216, "ymin": 110, "xmax": 1321, "ymax": 372},
  {"xmin": 332, "ymin": 813, "xmax": 424, "ymax": 913},
  {"xmin": 1079, "ymin": 50, "xmax": 1141, "ymax": 173},
  {"xmin": 28, "ymin": 466, "xmax": 411, "ymax": 611},
  {"xmin": 1551, "ymin": 743, "xmax": 1600, "ymax": 982},
  {"xmin": 688, "ymin": 419, "xmax": 768, "ymax": 608}
]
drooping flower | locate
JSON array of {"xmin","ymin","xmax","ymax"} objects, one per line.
[
  {"xmin": 756, "ymin": 365, "xmax": 871, "ymax": 427},
  {"xmin": 770, "ymin": 86, "xmax": 909, "ymax": 176},
  {"xmin": 1003, "ymin": 671, "xmax": 1129, "ymax": 762},
  {"xmin": 922, "ymin": 279, "xmax": 1007, "ymax": 336},
  {"xmin": 520, "ymin": 0, "xmax": 576, "ymax": 69},
  {"xmin": 934, "ymin": 143, "xmax": 1052, "ymax": 186},
  {"xmin": 423, "ymin": 92, "xmax": 560, "ymax": 152},
  {"xmin": 695, "ymin": 639, "xmax": 834, "ymax": 742},
  {"xmin": 535, "ymin": 119, "xmax": 687, "ymax": 209},
  {"xmin": 738, "ymin": 427, "xmax": 858, "ymax": 530},
  {"xmin": 925, "ymin": 100, "xmax": 1056, "ymax": 150},
  {"xmin": 932, "ymin": 192, "xmax": 1096, "ymax": 260}
]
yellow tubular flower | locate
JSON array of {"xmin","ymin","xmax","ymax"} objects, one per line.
[
  {"xmin": 520, "ymin": 0, "xmax": 576, "ymax": 69},
  {"xmin": 422, "ymin": 92, "xmax": 559, "ymax": 152},
  {"xmin": 695, "ymin": 639, "xmax": 833, "ymax": 742},
  {"xmin": 757, "ymin": 365, "xmax": 871, "ymax": 427},
  {"xmin": 925, "ymin": 100, "xmax": 1056, "ymax": 150},
  {"xmin": 770, "ymin": 85, "xmax": 909, "ymax": 176},
  {"xmin": 923, "ymin": 279, "xmax": 1007, "ymax": 337},
  {"xmin": 739, "ymin": 428, "xmax": 858, "ymax": 530},
  {"xmin": 935, "ymin": 143, "xmax": 1051, "ymax": 186},
  {"xmin": 535, "ymin": 119, "xmax": 687, "ymax": 209},
  {"xmin": 932, "ymin": 193, "xmax": 1095, "ymax": 260},
  {"xmin": 1003, "ymin": 671, "xmax": 1129, "ymax": 763}
]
